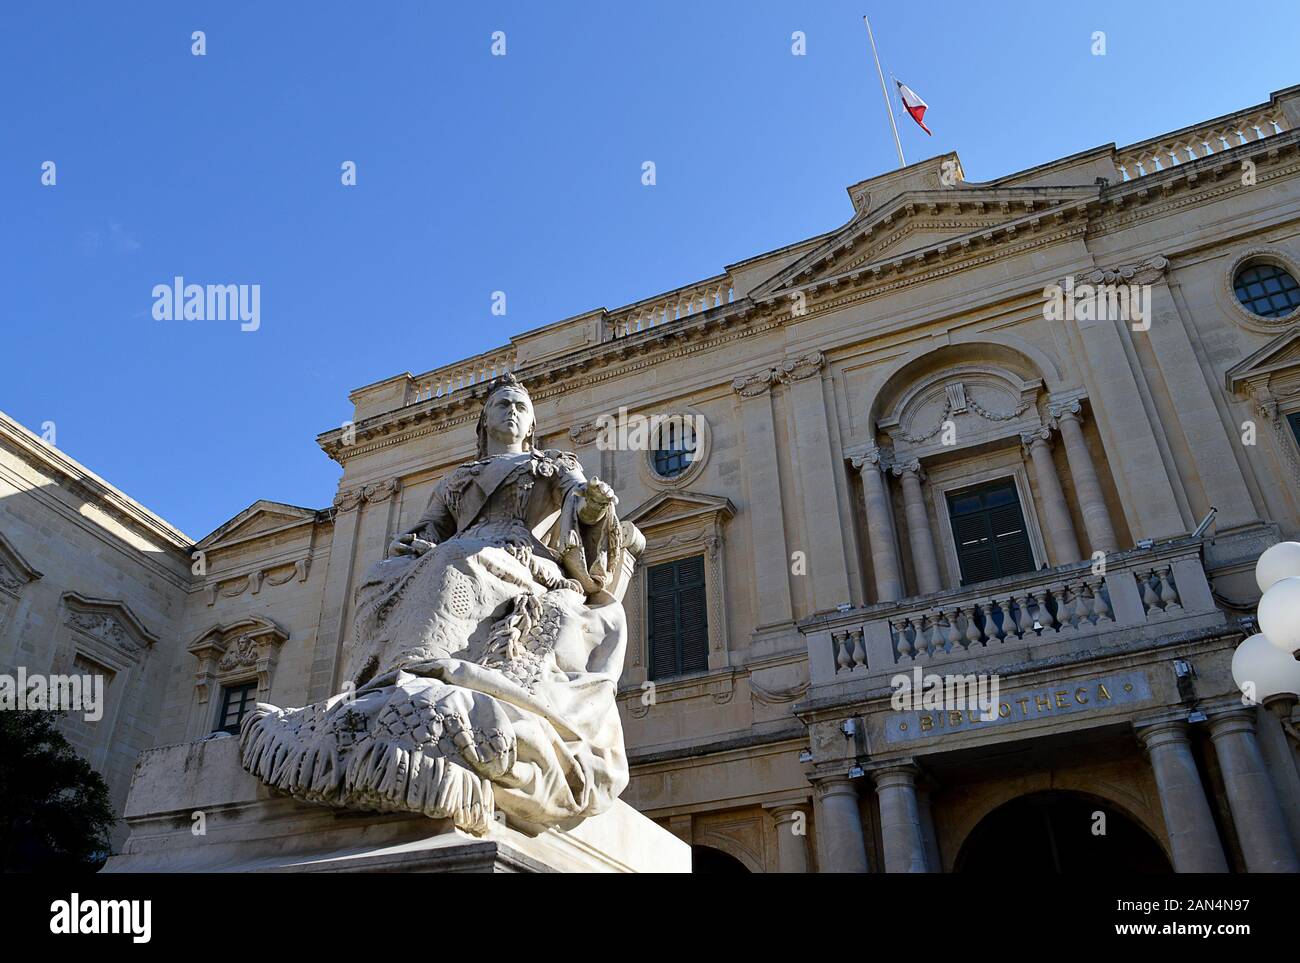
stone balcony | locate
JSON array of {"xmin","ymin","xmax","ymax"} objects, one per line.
[{"xmin": 801, "ymin": 539, "xmax": 1230, "ymax": 690}]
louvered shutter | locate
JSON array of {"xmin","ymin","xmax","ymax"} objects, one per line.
[
  {"xmin": 645, "ymin": 555, "xmax": 710, "ymax": 680},
  {"xmin": 952, "ymin": 511, "xmax": 998, "ymax": 584},
  {"xmin": 647, "ymin": 563, "xmax": 679, "ymax": 680},
  {"xmin": 677, "ymin": 557, "xmax": 709, "ymax": 674},
  {"xmin": 948, "ymin": 480, "xmax": 1036, "ymax": 585},
  {"xmin": 988, "ymin": 502, "xmax": 1035, "ymax": 577}
]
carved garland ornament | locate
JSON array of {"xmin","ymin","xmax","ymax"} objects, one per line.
[{"xmin": 893, "ymin": 381, "xmax": 1032, "ymax": 444}]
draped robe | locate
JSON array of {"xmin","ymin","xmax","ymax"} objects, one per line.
[{"xmin": 239, "ymin": 448, "xmax": 635, "ymax": 836}]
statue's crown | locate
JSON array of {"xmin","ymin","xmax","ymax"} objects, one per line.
[{"xmin": 484, "ymin": 372, "xmax": 528, "ymax": 401}]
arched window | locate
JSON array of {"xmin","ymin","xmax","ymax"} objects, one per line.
[{"xmin": 1233, "ymin": 262, "xmax": 1300, "ymax": 319}]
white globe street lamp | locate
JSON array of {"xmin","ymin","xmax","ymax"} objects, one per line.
[
  {"xmin": 1232, "ymin": 633, "xmax": 1300, "ymax": 704},
  {"xmin": 1256, "ymin": 541, "xmax": 1300, "ymax": 593},
  {"xmin": 1258, "ymin": 576, "xmax": 1300, "ymax": 656},
  {"xmin": 1253, "ymin": 543, "xmax": 1300, "ymax": 657}
]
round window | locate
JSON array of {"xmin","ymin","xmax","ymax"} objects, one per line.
[
  {"xmin": 652, "ymin": 419, "xmax": 697, "ymax": 478},
  {"xmin": 1233, "ymin": 262, "xmax": 1300, "ymax": 319}
]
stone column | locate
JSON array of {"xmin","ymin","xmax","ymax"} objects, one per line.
[
  {"xmin": 1208, "ymin": 707, "xmax": 1300, "ymax": 873},
  {"xmin": 1050, "ymin": 401, "xmax": 1118, "ymax": 554},
  {"xmin": 916, "ymin": 786, "xmax": 942, "ymax": 873},
  {"xmin": 1136, "ymin": 720, "xmax": 1229, "ymax": 872},
  {"xmin": 767, "ymin": 802, "xmax": 813, "ymax": 873},
  {"xmin": 875, "ymin": 763, "xmax": 929, "ymax": 873},
  {"xmin": 814, "ymin": 775, "xmax": 870, "ymax": 873},
  {"xmin": 851, "ymin": 447, "xmax": 903, "ymax": 602},
  {"xmin": 893, "ymin": 460, "xmax": 942, "ymax": 595},
  {"xmin": 1021, "ymin": 426, "xmax": 1081, "ymax": 565}
]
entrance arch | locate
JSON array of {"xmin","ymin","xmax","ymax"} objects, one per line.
[
  {"xmin": 691, "ymin": 845, "xmax": 752, "ymax": 874},
  {"xmin": 955, "ymin": 790, "xmax": 1171, "ymax": 874}
]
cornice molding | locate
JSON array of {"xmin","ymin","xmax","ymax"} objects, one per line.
[{"xmin": 0, "ymin": 412, "xmax": 192, "ymax": 552}]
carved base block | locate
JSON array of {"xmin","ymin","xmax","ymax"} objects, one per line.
[{"xmin": 102, "ymin": 736, "xmax": 689, "ymax": 873}]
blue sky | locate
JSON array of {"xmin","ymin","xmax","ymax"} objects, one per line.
[{"xmin": 3, "ymin": 1, "xmax": 1297, "ymax": 540}]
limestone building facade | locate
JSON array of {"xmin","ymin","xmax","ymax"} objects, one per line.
[{"xmin": 6, "ymin": 85, "xmax": 1300, "ymax": 870}]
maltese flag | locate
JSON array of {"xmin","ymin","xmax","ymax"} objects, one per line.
[{"xmin": 896, "ymin": 80, "xmax": 931, "ymax": 135}]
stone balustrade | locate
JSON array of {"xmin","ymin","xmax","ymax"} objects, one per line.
[
  {"xmin": 606, "ymin": 275, "xmax": 734, "ymax": 339},
  {"xmin": 1114, "ymin": 102, "xmax": 1288, "ymax": 181},
  {"xmin": 406, "ymin": 345, "xmax": 517, "ymax": 404},
  {"xmin": 804, "ymin": 542, "xmax": 1223, "ymax": 686}
]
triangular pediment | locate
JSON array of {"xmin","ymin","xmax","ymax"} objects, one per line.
[
  {"xmin": 61, "ymin": 591, "xmax": 158, "ymax": 653},
  {"xmin": 748, "ymin": 185, "xmax": 1098, "ymax": 301},
  {"xmin": 0, "ymin": 530, "xmax": 42, "ymax": 592},
  {"xmin": 625, "ymin": 490, "xmax": 735, "ymax": 529},
  {"xmin": 1227, "ymin": 327, "xmax": 1300, "ymax": 393},
  {"xmin": 197, "ymin": 499, "xmax": 320, "ymax": 550}
]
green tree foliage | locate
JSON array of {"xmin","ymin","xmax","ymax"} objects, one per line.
[{"xmin": 0, "ymin": 711, "xmax": 115, "ymax": 872}]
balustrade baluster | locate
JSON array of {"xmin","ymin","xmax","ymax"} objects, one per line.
[
  {"xmin": 1140, "ymin": 571, "xmax": 1162, "ymax": 613},
  {"xmin": 962, "ymin": 606, "xmax": 982, "ymax": 649},
  {"xmin": 835, "ymin": 632, "xmax": 852, "ymax": 671},
  {"xmin": 1031, "ymin": 589, "xmax": 1057, "ymax": 634},
  {"xmin": 1087, "ymin": 576, "xmax": 1111, "ymax": 624},
  {"xmin": 942, "ymin": 609, "xmax": 961, "ymax": 654},
  {"xmin": 994, "ymin": 598, "xmax": 1012, "ymax": 642},
  {"xmin": 894, "ymin": 621, "xmax": 913, "ymax": 662},
  {"xmin": 1014, "ymin": 595, "xmax": 1034, "ymax": 637},
  {"xmin": 975, "ymin": 602, "xmax": 996, "ymax": 647},
  {"xmin": 850, "ymin": 630, "xmax": 866, "ymax": 670},
  {"xmin": 909, "ymin": 616, "xmax": 930, "ymax": 660},
  {"xmin": 1157, "ymin": 566, "xmax": 1183, "ymax": 613}
]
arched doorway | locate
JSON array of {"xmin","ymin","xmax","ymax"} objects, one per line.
[
  {"xmin": 955, "ymin": 791, "xmax": 1171, "ymax": 873},
  {"xmin": 691, "ymin": 845, "xmax": 751, "ymax": 873}
]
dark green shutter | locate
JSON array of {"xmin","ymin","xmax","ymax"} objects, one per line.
[
  {"xmin": 646, "ymin": 555, "xmax": 709, "ymax": 680},
  {"xmin": 947, "ymin": 479, "xmax": 1036, "ymax": 585}
]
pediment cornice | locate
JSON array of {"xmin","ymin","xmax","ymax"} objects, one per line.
[
  {"xmin": 61, "ymin": 591, "xmax": 158, "ymax": 654},
  {"xmin": 1227, "ymin": 327, "xmax": 1300, "ymax": 396},
  {"xmin": 196, "ymin": 499, "xmax": 323, "ymax": 551},
  {"xmin": 0, "ymin": 530, "xmax": 42, "ymax": 593},
  {"xmin": 748, "ymin": 186, "xmax": 1101, "ymax": 302},
  {"xmin": 625, "ymin": 490, "xmax": 736, "ymax": 530}
]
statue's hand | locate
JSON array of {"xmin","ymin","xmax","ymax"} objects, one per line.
[
  {"xmin": 580, "ymin": 477, "xmax": 618, "ymax": 511},
  {"xmin": 389, "ymin": 533, "xmax": 436, "ymax": 558}
]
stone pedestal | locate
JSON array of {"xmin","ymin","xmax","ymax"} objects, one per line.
[{"xmin": 102, "ymin": 736, "xmax": 689, "ymax": 874}]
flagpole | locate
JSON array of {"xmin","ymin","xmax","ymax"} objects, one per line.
[{"xmin": 863, "ymin": 13, "xmax": 905, "ymax": 168}]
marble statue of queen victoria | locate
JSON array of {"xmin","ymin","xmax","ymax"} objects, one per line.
[{"xmin": 239, "ymin": 374, "xmax": 644, "ymax": 836}]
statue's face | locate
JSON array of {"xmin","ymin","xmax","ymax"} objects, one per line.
[{"xmin": 484, "ymin": 387, "xmax": 534, "ymax": 449}]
